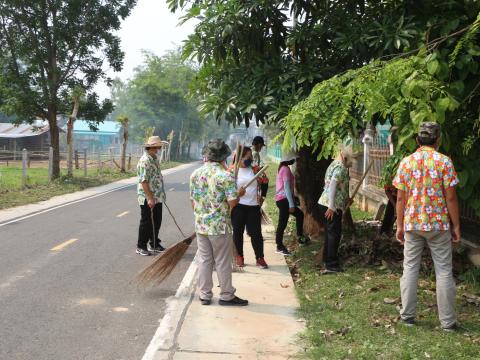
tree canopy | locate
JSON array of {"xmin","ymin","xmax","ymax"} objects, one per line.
[{"xmin": 0, "ymin": 0, "xmax": 136, "ymax": 177}]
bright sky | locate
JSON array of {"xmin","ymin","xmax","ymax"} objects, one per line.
[{"xmin": 95, "ymin": 0, "xmax": 195, "ymax": 99}]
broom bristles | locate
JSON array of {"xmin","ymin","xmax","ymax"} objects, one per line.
[{"xmin": 136, "ymin": 234, "xmax": 196, "ymax": 287}]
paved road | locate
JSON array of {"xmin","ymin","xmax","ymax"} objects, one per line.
[{"xmin": 0, "ymin": 163, "xmax": 199, "ymax": 360}]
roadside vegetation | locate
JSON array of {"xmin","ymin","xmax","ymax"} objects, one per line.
[{"xmin": 263, "ymin": 163, "xmax": 480, "ymax": 359}]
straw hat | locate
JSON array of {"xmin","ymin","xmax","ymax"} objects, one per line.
[{"xmin": 144, "ymin": 136, "xmax": 164, "ymax": 148}]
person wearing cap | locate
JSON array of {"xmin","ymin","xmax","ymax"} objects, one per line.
[
  {"xmin": 136, "ymin": 136, "xmax": 167, "ymax": 256},
  {"xmin": 190, "ymin": 139, "xmax": 249, "ymax": 306},
  {"xmin": 252, "ymin": 136, "xmax": 269, "ymax": 203},
  {"xmin": 275, "ymin": 151, "xmax": 307, "ymax": 255},
  {"xmin": 316, "ymin": 145, "xmax": 354, "ymax": 273},
  {"xmin": 393, "ymin": 122, "xmax": 460, "ymax": 331}
]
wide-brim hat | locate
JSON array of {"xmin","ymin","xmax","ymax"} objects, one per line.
[
  {"xmin": 203, "ymin": 139, "xmax": 231, "ymax": 162},
  {"xmin": 144, "ymin": 136, "xmax": 164, "ymax": 148}
]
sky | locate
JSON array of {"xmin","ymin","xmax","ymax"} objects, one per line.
[{"xmin": 95, "ymin": 0, "xmax": 196, "ymax": 99}]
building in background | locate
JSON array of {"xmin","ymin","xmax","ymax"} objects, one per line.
[
  {"xmin": 71, "ymin": 120, "xmax": 121, "ymax": 152},
  {"xmin": 0, "ymin": 120, "xmax": 61, "ymax": 152}
]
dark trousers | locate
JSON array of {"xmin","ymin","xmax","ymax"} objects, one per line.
[
  {"xmin": 138, "ymin": 200, "xmax": 163, "ymax": 249},
  {"xmin": 275, "ymin": 198, "xmax": 304, "ymax": 249},
  {"xmin": 317, "ymin": 204, "xmax": 342, "ymax": 268},
  {"xmin": 231, "ymin": 204, "xmax": 264, "ymax": 259},
  {"xmin": 260, "ymin": 182, "xmax": 268, "ymax": 198}
]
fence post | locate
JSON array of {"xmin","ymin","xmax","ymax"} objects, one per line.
[
  {"xmin": 83, "ymin": 149, "xmax": 87, "ymax": 177},
  {"xmin": 22, "ymin": 148, "xmax": 27, "ymax": 188},
  {"xmin": 128, "ymin": 153, "xmax": 132, "ymax": 170},
  {"xmin": 97, "ymin": 151, "xmax": 102, "ymax": 173},
  {"xmin": 48, "ymin": 146, "xmax": 53, "ymax": 182},
  {"xmin": 109, "ymin": 147, "xmax": 114, "ymax": 166},
  {"xmin": 362, "ymin": 123, "xmax": 374, "ymax": 189},
  {"xmin": 75, "ymin": 150, "xmax": 79, "ymax": 169}
]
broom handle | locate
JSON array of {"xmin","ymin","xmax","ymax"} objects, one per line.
[
  {"xmin": 242, "ymin": 165, "xmax": 269, "ymax": 189},
  {"xmin": 163, "ymin": 202, "xmax": 187, "ymax": 238},
  {"xmin": 344, "ymin": 161, "xmax": 373, "ymax": 211},
  {"xmin": 150, "ymin": 207, "xmax": 156, "ymax": 250}
]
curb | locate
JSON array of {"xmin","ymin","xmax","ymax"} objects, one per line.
[{"xmin": 142, "ymin": 259, "xmax": 198, "ymax": 360}]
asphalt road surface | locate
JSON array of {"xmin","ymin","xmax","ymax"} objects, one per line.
[{"xmin": 0, "ymin": 162, "xmax": 199, "ymax": 360}]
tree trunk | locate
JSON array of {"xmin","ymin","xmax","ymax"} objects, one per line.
[
  {"xmin": 67, "ymin": 95, "xmax": 80, "ymax": 177},
  {"xmin": 48, "ymin": 103, "xmax": 60, "ymax": 179},
  {"xmin": 295, "ymin": 147, "xmax": 332, "ymax": 237},
  {"xmin": 120, "ymin": 125, "xmax": 128, "ymax": 172},
  {"xmin": 187, "ymin": 138, "xmax": 191, "ymax": 159}
]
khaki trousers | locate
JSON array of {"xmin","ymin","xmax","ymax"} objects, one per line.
[
  {"xmin": 400, "ymin": 230, "xmax": 456, "ymax": 328},
  {"xmin": 196, "ymin": 232, "xmax": 236, "ymax": 301}
]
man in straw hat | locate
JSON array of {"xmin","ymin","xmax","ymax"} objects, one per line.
[
  {"xmin": 190, "ymin": 139, "xmax": 248, "ymax": 306},
  {"xmin": 136, "ymin": 136, "xmax": 167, "ymax": 256},
  {"xmin": 316, "ymin": 144, "xmax": 354, "ymax": 273},
  {"xmin": 393, "ymin": 122, "xmax": 460, "ymax": 331}
]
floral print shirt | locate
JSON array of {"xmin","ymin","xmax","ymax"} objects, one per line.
[
  {"xmin": 190, "ymin": 162, "xmax": 238, "ymax": 235},
  {"xmin": 318, "ymin": 160, "xmax": 350, "ymax": 211},
  {"xmin": 137, "ymin": 152, "xmax": 165, "ymax": 205},
  {"xmin": 393, "ymin": 146, "xmax": 459, "ymax": 231}
]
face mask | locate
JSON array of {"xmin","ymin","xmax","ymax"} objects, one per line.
[{"xmin": 243, "ymin": 159, "xmax": 252, "ymax": 167}]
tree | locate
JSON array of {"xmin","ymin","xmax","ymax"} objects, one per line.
[
  {"xmin": 66, "ymin": 87, "xmax": 84, "ymax": 177},
  {"xmin": 168, "ymin": 0, "xmax": 480, "ymax": 224},
  {"xmin": 0, "ymin": 0, "xmax": 136, "ymax": 178},
  {"xmin": 117, "ymin": 115, "xmax": 129, "ymax": 172}
]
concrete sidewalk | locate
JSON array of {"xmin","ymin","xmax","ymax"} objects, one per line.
[{"xmin": 150, "ymin": 226, "xmax": 304, "ymax": 360}]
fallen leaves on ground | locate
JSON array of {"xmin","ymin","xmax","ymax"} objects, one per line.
[{"xmin": 462, "ymin": 293, "xmax": 480, "ymax": 306}]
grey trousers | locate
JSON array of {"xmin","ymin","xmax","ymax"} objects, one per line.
[
  {"xmin": 196, "ymin": 232, "xmax": 236, "ymax": 301},
  {"xmin": 400, "ymin": 230, "xmax": 456, "ymax": 328}
]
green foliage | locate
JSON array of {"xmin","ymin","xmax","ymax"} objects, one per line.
[{"xmin": 282, "ymin": 14, "xmax": 480, "ymax": 214}]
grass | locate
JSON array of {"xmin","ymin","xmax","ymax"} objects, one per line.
[
  {"xmin": 263, "ymin": 161, "xmax": 480, "ymax": 360},
  {"xmin": 0, "ymin": 161, "xmax": 184, "ymax": 210}
]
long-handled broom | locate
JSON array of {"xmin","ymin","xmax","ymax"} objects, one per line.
[{"xmin": 137, "ymin": 202, "xmax": 195, "ymax": 287}]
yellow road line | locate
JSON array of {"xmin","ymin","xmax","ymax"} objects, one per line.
[
  {"xmin": 116, "ymin": 211, "xmax": 129, "ymax": 218},
  {"xmin": 50, "ymin": 238, "xmax": 79, "ymax": 252}
]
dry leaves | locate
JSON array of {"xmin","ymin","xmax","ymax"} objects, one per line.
[
  {"xmin": 280, "ymin": 283, "xmax": 290, "ymax": 288},
  {"xmin": 462, "ymin": 293, "xmax": 480, "ymax": 306}
]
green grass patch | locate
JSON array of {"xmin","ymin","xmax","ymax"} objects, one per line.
[
  {"xmin": 0, "ymin": 161, "xmax": 184, "ymax": 210},
  {"xmin": 263, "ymin": 161, "xmax": 480, "ymax": 359}
]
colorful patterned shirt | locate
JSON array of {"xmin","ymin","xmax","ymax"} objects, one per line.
[
  {"xmin": 318, "ymin": 160, "xmax": 350, "ymax": 211},
  {"xmin": 393, "ymin": 146, "xmax": 459, "ymax": 231},
  {"xmin": 190, "ymin": 162, "xmax": 238, "ymax": 235},
  {"xmin": 137, "ymin": 152, "xmax": 165, "ymax": 205}
]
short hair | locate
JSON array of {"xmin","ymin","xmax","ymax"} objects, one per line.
[{"xmin": 417, "ymin": 136, "xmax": 436, "ymax": 146}]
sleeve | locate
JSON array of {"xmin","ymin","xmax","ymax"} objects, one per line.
[
  {"xmin": 284, "ymin": 180, "xmax": 295, "ymax": 208},
  {"xmin": 137, "ymin": 161, "xmax": 148, "ymax": 183},
  {"xmin": 392, "ymin": 160, "xmax": 407, "ymax": 191},
  {"xmin": 443, "ymin": 158, "xmax": 459, "ymax": 188},
  {"xmin": 189, "ymin": 173, "xmax": 197, "ymax": 201},
  {"xmin": 328, "ymin": 179, "xmax": 338, "ymax": 210},
  {"xmin": 224, "ymin": 172, "xmax": 239, "ymax": 201}
]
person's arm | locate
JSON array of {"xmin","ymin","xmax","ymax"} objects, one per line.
[
  {"xmin": 324, "ymin": 179, "xmax": 338, "ymax": 221},
  {"xmin": 445, "ymin": 187, "xmax": 461, "ymax": 243},
  {"xmin": 283, "ymin": 179, "xmax": 295, "ymax": 210},
  {"xmin": 395, "ymin": 189, "xmax": 406, "ymax": 245}
]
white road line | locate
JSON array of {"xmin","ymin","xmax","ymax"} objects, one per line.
[
  {"xmin": 142, "ymin": 259, "xmax": 198, "ymax": 360},
  {"xmin": 0, "ymin": 162, "xmax": 197, "ymax": 228}
]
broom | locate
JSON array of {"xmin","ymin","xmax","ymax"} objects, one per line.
[
  {"xmin": 136, "ymin": 202, "xmax": 195, "ymax": 287},
  {"xmin": 316, "ymin": 162, "xmax": 373, "ymax": 267},
  {"xmin": 232, "ymin": 141, "xmax": 244, "ymax": 271}
]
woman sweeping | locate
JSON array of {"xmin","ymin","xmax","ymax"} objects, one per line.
[
  {"xmin": 275, "ymin": 152, "xmax": 308, "ymax": 255},
  {"xmin": 231, "ymin": 146, "xmax": 269, "ymax": 269}
]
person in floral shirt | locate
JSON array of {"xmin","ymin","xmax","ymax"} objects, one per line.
[
  {"xmin": 136, "ymin": 136, "xmax": 167, "ymax": 256},
  {"xmin": 316, "ymin": 145, "xmax": 353, "ymax": 273},
  {"xmin": 393, "ymin": 122, "xmax": 460, "ymax": 331},
  {"xmin": 190, "ymin": 139, "xmax": 248, "ymax": 306}
]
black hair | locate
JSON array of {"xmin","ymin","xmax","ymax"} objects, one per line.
[
  {"xmin": 232, "ymin": 146, "xmax": 252, "ymax": 163},
  {"xmin": 417, "ymin": 136, "xmax": 436, "ymax": 146}
]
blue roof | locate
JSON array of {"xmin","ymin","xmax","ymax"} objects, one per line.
[{"xmin": 74, "ymin": 120, "xmax": 120, "ymax": 134}]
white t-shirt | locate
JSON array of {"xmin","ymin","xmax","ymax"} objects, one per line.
[{"xmin": 237, "ymin": 167, "xmax": 258, "ymax": 206}]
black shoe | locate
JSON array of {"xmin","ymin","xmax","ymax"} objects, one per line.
[
  {"xmin": 200, "ymin": 298, "xmax": 211, "ymax": 306},
  {"xmin": 136, "ymin": 248, "xmax": 151, "ymax": 256},
  {"xmin": 275, "ymin": 247, "xmax": 291, "ymax": 256},
  {"xmin": 400, "ymin": 318, "xmax": 415, "ymax": 327},
  {"xmin": 148, "ymin": 242, "xmax": 166, "ymax": 253},
  {"xmin": 321, "ymin": 266, "xmax": 344, "ymax": 274},
  {"xmin": 442, "ymin": 323, "xmax": 459, "ymax": 332},
  {"xmin": 219, "ymin": 296, "xmax": 249, "ymax": 306}
]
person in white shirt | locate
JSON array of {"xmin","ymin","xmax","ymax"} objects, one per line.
[{"xmin": 231, "ymin": 146, "xmax": 268, "ymax": 269}]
